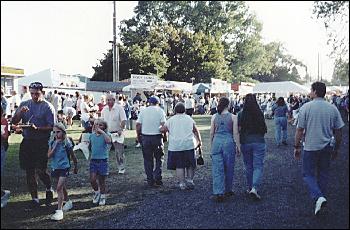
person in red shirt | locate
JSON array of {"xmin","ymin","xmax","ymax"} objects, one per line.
[
  {"xmin": 1, "ymin": 106, "xmax": 10, "ymax": 208},
  {"xmin": 97, "ymin": 95, "xmax": 106, "ymax": 117}
]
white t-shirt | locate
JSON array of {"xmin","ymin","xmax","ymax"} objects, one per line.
[
  {"xmin": 21, "ymin": 92, "xmax": 31, "ymax": 102},
  {"xmin": 63, "ymin": 97, "xmax": 74, "ymax": 108},
  {"xmin": 80, "ymin": 101, "xmax": 90, "ymax": 122},
  {"xmin": 53, "ymin": 94, "xmax": 62, "ymax": 112},
  {"xmin": 10, "ymin": 95, "xmax": 21, "ymax": 111},
  {"xmin": 136, "ymin": 106, "xmax": 166, "ymax": 135},
  {"xmin": 165, "ymin": 114, "xmax": 196, "ymax": 151},
  {"xmin": 184, "ymin": 98, "xmax": 195, "ymax": 109},
  {"xmin": 101, "ymin": 104, "xmax": 127, "ymax": 132}
]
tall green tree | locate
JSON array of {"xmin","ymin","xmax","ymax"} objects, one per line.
[
  {"xmin": 92, "ymin": 1, "xmax": 306, "ymax": 84},
  {"xmin": 252, "ymin": 42, "xmax": 306, "ymax": 83},
  {"xmin": 331, "ymin": 58, "xmax": 349, "ymax": 85},
  {"xmin": 119, "ymin": 1, "xmax": 264, "ymax": 82},
  {"xmin": 313, "ymin": 1, "xmax": 349, "ymax": 59}
]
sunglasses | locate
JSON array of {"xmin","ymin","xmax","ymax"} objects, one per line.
[{"xmin": 29, "ymin": 82, "xmax": 43, "ymax": 89}]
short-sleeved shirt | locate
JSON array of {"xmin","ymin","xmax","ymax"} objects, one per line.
[
  {"xmin": 272, "ymin": 104, "xmax": 288, "ymax": 117},
  {"xmin": 89, "ymin": 132, "xmax": 111, "ymax": 159},
  {"xmin": 101, "ymin": 104, "xmax": 127, "ymax": 132},
  {"xmin": 165, "ymin": 114, "xmax": 196, "ymax": 151},
  {"xmin": 49, "ymin": 139, "xmax": 73, "ymax": 170},
  {"xmin": 297, "ymin": 98, "xmax": 345, "ymax": 151},
  {"xmin": 16, "ymin": 100, "xmax": 55, "ymax": 140},
  {"xmin": 136, "ymin": 106, "xmax": 166, "ymax": 135}
]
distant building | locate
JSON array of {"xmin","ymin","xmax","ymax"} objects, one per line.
[
  {"xmin": 17, "ymin": 68, "xmax": 89, "ymax": 92},
  {"xmin": 1, "ymin": 66, "xmax": 25, "ymax": 96}
]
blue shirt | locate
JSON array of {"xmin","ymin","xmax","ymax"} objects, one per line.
[
  {"xmin": 16, "ymin": 100, "xmax": 56, "ymax": 140},
  {"xmin": 272, "ymin": 104, "xmax": 288, "ymax": 117},
  {"xmin": 89, "ymin": 132, "xmax": 111, "ymax": 159},
  {"xmin": 49, "ymin": 139, "xmax": 73, "ymax": 170},
  {"xmin": 297, "ymin": 98, "xmax": 345, "ymax": 151}
]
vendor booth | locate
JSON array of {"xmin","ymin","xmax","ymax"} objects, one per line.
[{"xmin": 253, "ymin": 81, "xmax": 309, "ymax": 98}]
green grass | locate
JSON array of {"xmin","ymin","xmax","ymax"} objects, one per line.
[{"xmin": 1, "ymin": 115, "xmax": 213, "ymax": 229}]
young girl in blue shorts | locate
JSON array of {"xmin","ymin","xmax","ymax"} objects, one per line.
[
  {"xmin": 89, "ymin": 119, "xmax": 111, "ymax": 206},
  {"xmin": 48, "ymin": 123, "xmax": 78, "ymax": 221}
]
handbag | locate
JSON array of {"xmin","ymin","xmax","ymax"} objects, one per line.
[{"xmin": 196, "ymin": 145, "xmax": 204, "ymax": 165}]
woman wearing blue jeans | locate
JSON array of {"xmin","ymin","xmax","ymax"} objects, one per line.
[
  {"xmin": 238, "ymin": 94, "xmax": 267, "ymax": 200},
  {"xmin": 272, "ymin": 97, "xmax": 289, "ymax": 146},
  {"xmin": 210, "ymin": 97, "xmax": 240, "ymax": 202}
]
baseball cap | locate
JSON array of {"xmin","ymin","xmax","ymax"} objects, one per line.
[{"xmin": 148, "ymin": 96, "xmax": 160, "ymax": 104}]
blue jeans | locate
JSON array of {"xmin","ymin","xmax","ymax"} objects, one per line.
[
  {"xmin": 302, "ymin": 145, "xmax": 332, "ymax": 201},
  {"xmin": 141, "ymin": 135, "xmax": 164, "ymax": 184},
  {"xmin": 1, "ymin": 145, "xmax": 7, "ymax": 175},
  {"xmin": 211, "ymin": 135, "xmax": 236, "ymax": 195},
  {"xmin": 274, "ymin": 116, "xmax": 287, "ymax": 144},
  {"xmin": 241, "ymin": 143, "xmax": 266, "ymax": 190}
]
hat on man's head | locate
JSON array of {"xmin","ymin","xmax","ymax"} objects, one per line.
[
  {"xmin": 148, "ymin": 96, "xmax": 160, "ymax": 104},
  {"xmin": 29, "ymin": 82, "xmax": 43, "ymax": 91}
]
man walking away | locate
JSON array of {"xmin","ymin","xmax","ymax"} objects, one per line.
[{"xmin": 294, "ymin": 81, "xmax": 344, "ymax": 216}]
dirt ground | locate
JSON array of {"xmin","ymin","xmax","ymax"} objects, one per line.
[{"xmin": 1, "ymin": 115, "xmax": 349, "ymax": 229}]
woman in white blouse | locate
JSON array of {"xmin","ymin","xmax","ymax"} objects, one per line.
[{"xmin": 160, "ymin": 102, "xmax": 202, "ymax": 190}]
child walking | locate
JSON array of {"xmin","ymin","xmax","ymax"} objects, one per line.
[
  {"xmin": 89, "ymin": 119, "xmax": 111, "ymax": 206},
  {"xmin": 48, "ymin": 123, "xmax": 78, "ymax": 221}
]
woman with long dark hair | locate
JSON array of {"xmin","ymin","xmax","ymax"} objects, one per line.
[
  {"xmin": 272, "ymin": 97, "xmax": 289, "ymax": 146},
  {"xmin": 210, "ymin": 97, "xmax": 240, "ymax": 202},
  {"xmin": 237, "ymin": 94, "xmax": 267, "ymax": 200}
]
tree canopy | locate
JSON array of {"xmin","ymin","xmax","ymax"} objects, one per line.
[
  {"xmin": 313, "ymin": 1, "xmax": 349, "ymax": 85},
  {"xmin": 92, "ymin": 1, "xmax": 306, "ymax": 84}
]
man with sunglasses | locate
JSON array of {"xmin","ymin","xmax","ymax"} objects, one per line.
[{"xmin": 12, "ymin": 82, "xmax": 56, "ymax": 208}]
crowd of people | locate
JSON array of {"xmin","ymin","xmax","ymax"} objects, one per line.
[{"xmin": 0, "ymin": 81, "xmax": 348, "ymax": 221}]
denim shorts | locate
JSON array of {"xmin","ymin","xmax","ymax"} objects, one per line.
[
  {"xmin": 167, "ymin": 149, "xmax": 196, "ymax": 170},
  {"xmin": 90, "ymin": 159, "xmax": 109, "ymax": 176},
  {"xmin": 51, "ymin": 168, "xmax": 70, "ymax": 178}
]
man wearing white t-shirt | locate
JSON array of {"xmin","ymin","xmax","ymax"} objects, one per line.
[
  {"xmin": 101, "ymin": 94, "xmax": 127, "ymax": 174},
  {"xmin": 136, "ymin": 96, "xmax": 166, "ymax": 187},
  {"xmin": 21, "ymin": 86, "xmax": 31, "ymax": 102},
  {"xmin": 184, "ymin": 95, "xmax": 195, "ymax": 117}
]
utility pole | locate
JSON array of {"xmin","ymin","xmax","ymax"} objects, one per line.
[
  {"xmin": 112, "ymin": 1, "xmax": 119, "ymax": 82},
  {"xmin": 320, "ymin": 58, "xmax": 323, "ymax": 81},
  {"xmin": 317, "ymin": 53, "xmax": 320, "ymax": 81}
]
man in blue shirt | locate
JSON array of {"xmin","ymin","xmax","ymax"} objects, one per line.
[
  {"xmin": 12, "ymin": 82, "xmax": 56, "ymax": 208},
  {"xmin": 294, "ymin": 82, "xmax": 344, "ymax": 216}
]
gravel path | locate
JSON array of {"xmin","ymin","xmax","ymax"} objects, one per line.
[{"xmin": 80, "ymin": 119, "xmax": 349, "ymax": 229}]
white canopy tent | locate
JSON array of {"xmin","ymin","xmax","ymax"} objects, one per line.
[
  {"xmin": 18, "ymin": 68, "xmax": 87, "ymax": 90},
  {"xmin": 253, "ymin": 81, "xmax": 309, "ymax": 97}
]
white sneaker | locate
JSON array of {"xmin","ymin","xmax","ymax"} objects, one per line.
[
  {"xmin": 179, "ymin": 183, "xmax": 187, "ymax": 191},
  {"xmin": 135, "ymin": 143, "xmax": 141, "ymax": 148},
  {"xmin": 185, "ymin": 180, "xmax": 195, "ymax": 190},
  {"xmin": 62, "ymin": 200, "xmax": 73, "ymax": 212},
  {"xmin": 99, "ymin": 194, "xmax": 106, "ymax": 206},
  {"xmin": 315, "ymin": 196, "xmax": 327, "ymax": 215},
  {"xmin": 51, "ymin": 210, "xmax": 63, "ymax": 221},
  {"xmin": 118, "ymin": 168, "xmax": 125, "ymax": 174},
  {"xmin": 92, "ymin": 191, "xmax": 101, "ymax": 204},
  {"xmin": 249, "ymin": 188, "xmax": 261, "ymax": 200},
  {"xmin": 1, "ymin": 190, "xmax": 10, "ymax": 208}
]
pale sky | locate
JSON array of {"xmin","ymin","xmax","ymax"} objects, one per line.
[{"xmin": 1, "ymin": 1, "xmax": 337, "ymax": 81}]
